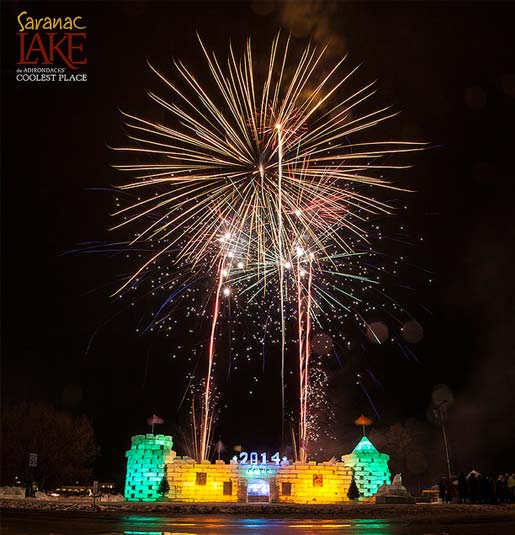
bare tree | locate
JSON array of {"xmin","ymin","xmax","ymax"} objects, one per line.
[
  {"xmin": 370, "ymin": 419, "xmax": 435, "ymax": 494},
  {"xmin": 1, "ymin": 402, "xmax": 98, "ymax": 489}
]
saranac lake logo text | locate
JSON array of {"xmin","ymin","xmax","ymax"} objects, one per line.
[{"xmin": 16, "ymin": 10, "xmax": 87, "ymax": 82}]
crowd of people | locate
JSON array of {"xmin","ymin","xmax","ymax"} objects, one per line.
[{"xmin": 439, "ymin": 471, "xmax": 515, "ymax": 504}]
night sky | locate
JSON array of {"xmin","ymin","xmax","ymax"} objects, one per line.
[{"xmin": 2, "ymin": 1, "xmax": 515, "ymax": 485}]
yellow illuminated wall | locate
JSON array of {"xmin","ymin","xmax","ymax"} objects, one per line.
[
  {"xmin": 163, "ymin": 458, "xmax": 354, "ymax": 504},
  {"xmin": 274, "ymin": 461, "xmax": 353, "ymax": 504},
  {"xmin": 165, "ymin": 459, "xmax": 240, "ymax": 502}
]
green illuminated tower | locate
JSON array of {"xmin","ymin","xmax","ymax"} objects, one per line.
[
  {"xmin": 342, "ymin": 436, "xmax": 390, "ymax": 498},
  {"xmin": 124, "ymin": 434, "xmax": 174, "ymax": 501}
]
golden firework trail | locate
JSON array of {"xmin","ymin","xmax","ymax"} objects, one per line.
[{"xmin": 111, "ymin": 34, "xmax": 424, "ymax": 460}]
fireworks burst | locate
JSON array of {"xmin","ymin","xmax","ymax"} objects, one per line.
[{"xmin": 110, "ymin": 34, "xmax": 424, "ymax": 460}]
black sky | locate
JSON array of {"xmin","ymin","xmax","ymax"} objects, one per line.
[{"xmin": 2, "ymin": 1, "xmax": 515, "ymax": 484}]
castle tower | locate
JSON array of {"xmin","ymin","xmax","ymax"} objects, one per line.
[
  {"xmin": 341, "ymin": 436, "xmax": 390, "ymax": 498},
  {"xmin": 124, "ymin": 434, "xmax": 174, "ymax": 501}
]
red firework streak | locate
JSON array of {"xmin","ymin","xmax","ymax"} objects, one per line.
[
  {"xmin": 298, "ymin": 257, "xmax": 313, "ymax": 463},
  {"xmin": 200, "ymin": 258, "xmax": 225, "ymax": 461}
]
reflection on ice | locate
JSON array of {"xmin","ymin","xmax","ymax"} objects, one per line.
[{"xmin": 120, "ymin": 518, "xmax": 394, "ymax": 535}]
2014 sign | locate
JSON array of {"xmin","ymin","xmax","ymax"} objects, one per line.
[{"xmin": 238, "ymin": 451, "xmax": 281, "ymax": 465}]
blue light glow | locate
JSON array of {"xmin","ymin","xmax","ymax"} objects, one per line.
[{"xmin": 247, "ymin": 478, "xmax": 270, "ymax": 497}]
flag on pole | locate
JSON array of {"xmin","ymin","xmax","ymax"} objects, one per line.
[
  {"xmin": 215, "ymin": 438, "xmax": 224, "ymax": 460},
  {"xmin": 354, "ymin": 415, "xmax": 373, "ymax": 426},
  {"xmin": 354, "ymin": 414, "xmax": 373, "ymax": 436},
  {"xmin": 147, "ymin": 414, "xmax": 164, "ymax": 434},
  {"xmin": 147, "ymin": 414, "xmax": 164, "ymax": 425}
]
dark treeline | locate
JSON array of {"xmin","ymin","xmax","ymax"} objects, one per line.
[{"xmin": 1, "ymin": 402, "xmax": 98, "ymax": 490}]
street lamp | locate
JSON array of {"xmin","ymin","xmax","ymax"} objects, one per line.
[{"xmin": 433, "ymin": 400, "xmax": 452, "ymax": 484}]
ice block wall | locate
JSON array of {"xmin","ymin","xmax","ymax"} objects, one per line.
[{"xmin": 124, "ymin": 434, "xmax": 174, "ymax": 501}]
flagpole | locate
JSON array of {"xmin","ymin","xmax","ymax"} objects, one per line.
[{"xmin": 148, "ymin": 414, "xmax": 163, "ymax": 435}]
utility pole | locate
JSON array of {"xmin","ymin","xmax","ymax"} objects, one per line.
[{"xmin": 435, "ymin": 401, "xmax": 452, "ymax": 483}]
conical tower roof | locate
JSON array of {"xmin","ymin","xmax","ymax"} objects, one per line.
[{"xmin": 352, "ymin": 435, "xmax": 379, "ymax": 454}]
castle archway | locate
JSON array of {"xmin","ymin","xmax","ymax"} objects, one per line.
[{"xmin": 247, "ymin": 478, "xmax": 270, "ymax": 502}]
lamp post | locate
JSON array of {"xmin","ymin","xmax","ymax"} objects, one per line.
[{"xmin": 434, "ymin": 400, "xmax": 452, "ymax": 483}]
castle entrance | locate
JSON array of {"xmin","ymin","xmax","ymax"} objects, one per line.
[{"xmin": 247, "ymin": 478, "xmax": 270, "ymax": 503}]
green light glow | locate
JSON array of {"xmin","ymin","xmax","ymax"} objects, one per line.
[
  {"xmin": 352, "ymin": 436, "xmax": 378, "ymax": 453},
  {"xmin": 124, "ymin": 434, "xmax": 173, "ymax": 502},
  {"xmin": 342, "ymin": 436, "xmax": 391, "ymax": 498},
  {"xmin": 244, "ymin": 466, "xmax": 278, "ymax": 477}
]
